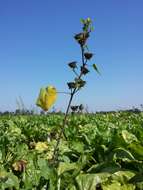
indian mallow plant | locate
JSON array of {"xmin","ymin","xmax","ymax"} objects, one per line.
[{"xmin": 36, "ymin": 18, "xmax": 99, "ymax": 163}]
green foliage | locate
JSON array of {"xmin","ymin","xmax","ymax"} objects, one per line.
[
  {"xmin": 0, "ymin": 112, "xmax": 143, "ymax": 189},
  {"xmin": 93, "ymin": 64, "xmax": 100, "ymax": 74}
]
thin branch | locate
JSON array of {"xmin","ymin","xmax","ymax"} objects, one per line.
[
  {"xmin": 52, "ymin": 19, "xmax": 91, "ymax": 164},
  {"xmin": 81, "ymin": 45, "xmax": 85, "ymax": 66},
  {"xmin": 52, "ymin": 90, "xmax": 76, "ymax": 162},
  {"xmin": 73, "ymin": 69, "xmax": 79, "ymax": 77}
]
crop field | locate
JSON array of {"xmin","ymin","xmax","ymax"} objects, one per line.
[{"xmin": 0, "ymin": 112, "xmax": 143, "ymax": 189}]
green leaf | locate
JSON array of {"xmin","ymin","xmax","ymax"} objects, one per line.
[
  {"xmin": 112, "ymin": 171, "xmax": 135, "ymax": 184},
  {"xmin": 80, "ymin": 18, "xmax": 85, "ymax": 24},
  {"xmin": 113, "ymin": 147, "xmax": 135, "ymax": 161},
  {"xmin": 58, "ymin": 162, "xmax": 79, "ymax": 176},
  {"xmin": 4, "ymin": 173, "xmax": 19, "ymax": 190},
  {"xmin": 38, "ymin": 158, "xmax": 50, "ymax": 180},
  {"xmin": 75, "ymin": 173, "xmax": 111, "ymax": 190},
  {"xmin": 88, "ymin": 162, "xmax": 120, "ymax": 174},
  {"xmin": 121, "ymin": 130, "xmax": 138, "ymax": 144},
  {"xmin": 128, "ymin": 142, "xmax": 143, "ymax": 159},
  {"xmin": 129, "ymin": 173, "xmax": 143, "ymax": 183},
  {"xmin": 71, "ymin": 141, "xmax": 84, "ymax": 153},
  {"xmin": 102, "ymin": 182, "xmax": 135, "ymax": 190},
  {"xmin": 92, "ymin": 64, "xmax": 100, "ymax": 74}
]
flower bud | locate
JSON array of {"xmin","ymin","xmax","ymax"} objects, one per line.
[{"xmin": 87, "ymin": 17, "xmax": 91, "ymax": 23}]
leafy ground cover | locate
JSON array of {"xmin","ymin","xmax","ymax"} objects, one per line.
[{"xmin": 0, "ymin": 112, "xmax": 143, "ymax": 189}]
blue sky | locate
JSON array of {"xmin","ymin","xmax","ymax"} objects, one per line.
[{"xmin": 0, "ymin": 0, "xmax": 143, "ymax": 112}]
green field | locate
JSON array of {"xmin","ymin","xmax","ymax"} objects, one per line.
[{"xmin": 0, "ymin": 112, "xmax": 143, "ymax": 189}]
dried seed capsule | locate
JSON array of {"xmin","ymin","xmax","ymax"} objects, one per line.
[
  {"xmin": 78, "ymin": 80, "xmax": 86, "ymax": 88},
  {"xmin": 84, "ymin": 52, "xmax": 93, "ymax": 60},
  {"xmin": 81, "ymin": 66, "xmax": 89, "ymax": 75},
  {"xmin": 74, "ymin": 32, "xmax": 89, "ymax": 46},
  {"xmin": 68, "ymin": 61, "xmax": 77, "ymax": 69},
  {"xmin": 67, "ymin": 82, "xmax": 76, "ymax": 89},
  {"xmin": 74, "ymin": 33, "xmax": 83, "ymax": 40},
  {"xmin": 71, "ymin": 105, "xmax": 79, "ymax": 111},
  {"xmin": 79, "ymin": 104, "xmax": 84, "ymax": 111},
  {"xmin": 75, "ymin": 79, "xmax": 86, "ymax": 88}
]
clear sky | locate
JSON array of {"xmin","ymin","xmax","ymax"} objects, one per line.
[{"xmin": 0, "ymin": 0, "xmax": 143, "ymax": 112}]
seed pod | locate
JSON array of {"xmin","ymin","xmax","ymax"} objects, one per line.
[
  {"xmin": 84, "ymin": 52, "xmax": 93, "ymax": 60},
  {"xmin": 74, "ymin": 32, "xmax": 89, "ymax": 46},
  {"xmin": 78, "ymin": 80, "xmax": 86, "ymax": 88},
  {"xmin": 67, "ymin": 82, "xmax": 76, "ymax": 89},
  {"xmin": 75, "ymin": 79, "xmax": 86, "ymax": 88},
  {"xmin": 68, "ymin": 61, "xmax": 77, "ymax": 69},
  {"xmin": 81, "ymin": 66, "xmax": 89, "ymax": 75},
  {"xmin": 74, "ymin": 33, "xmax": 83, "ymax": 40},
  {"xmin": 79, "ymin": 104, "xmax": 84, "ymax": 111},
  {"xmin": 71, "ymin": 105, "xmax": 79, "ymax": 111}
]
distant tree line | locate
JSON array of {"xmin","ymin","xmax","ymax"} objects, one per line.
[
  {"xmin": 96, "ymin": 108, "xmax": 141, "ymax": 114},
  {"xmin": 0, "ymin": 105, "xmax": 143, "ymax": 116},
  {"xmin": 0, "ymin": 109, "xmax": 35, "ymax": 116}
]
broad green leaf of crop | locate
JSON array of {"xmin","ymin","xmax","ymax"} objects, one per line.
[
  {"xmin": 87, "ymin": 162, "xmax": 120, "ymax": 174},
  {"xmin": 0, "ymin": 170, "xmax": 8, "ymax": 183},
  {"xmin": 71, "ymin": 141, "xmax": 84, "ymax": 153},
  {"xmin": 121, "ymin": 130, "xmax": 138, "ymax": 144},
  {"xmin": 113, "ymin": 147, "xmax": 135, "ymax": 161},
  {"xmin": 129, "ymin": 173, "xmax": 143, "ymax": 184},
  {"xmin": 111, "ymin": 171, "xmax": 135, "ymax": 184},
  {"xmin": 102, "ymin": 182, "xmax": 121, "ymax": 190},
  {"xmin": 37, "ymin": 158, "xmax": 51, "ymax": 180},
  {"xmin": 3, "ymin": 173, "xmax": 19, "ymax": 190},
  {"xmin": 102, "ymin": 182, "xmax": 135, "ymax": 190},
  {"xmin": 36, "ymin": 86, "xmax": 57, "ymax": 111},
  {"xmin": 128, "ymin": 142, "xmax": 143, "ymax": 159},
  {"xmin": 58, "ymin": 162, "xmax": 79, "ymax": 176},
  {"xmin": 75, "ymin": 173, "xmax": 111, "ymax": 190}
]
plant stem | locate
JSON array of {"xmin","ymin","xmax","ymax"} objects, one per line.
[
  {"xmin": 52, "ymin": 90, "xmax": 76, "ymax": 162},
  {"xmin": 52, "ymin": 46, "xmax": 85, "ymax": 163},
  {"xmin": 81, "ymin": 45, "xmax": 85, "ymax": 66}
]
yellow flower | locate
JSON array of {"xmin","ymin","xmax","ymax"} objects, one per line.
[
  {"xmin": 35, "ymin": 142, "xmax": 48, "ymax": 152},
  {"xmin": 36, "ymin": 86, "xmax": 57, "ymax": 111}
]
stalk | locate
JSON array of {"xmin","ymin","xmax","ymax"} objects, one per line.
[
  {"xmin": 51, "ymin": 18, "xmax": 94, "ymax": 164},
  {"xmin": 52, "ymin": 46, "xmax": 85, "ymax": 163}
]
